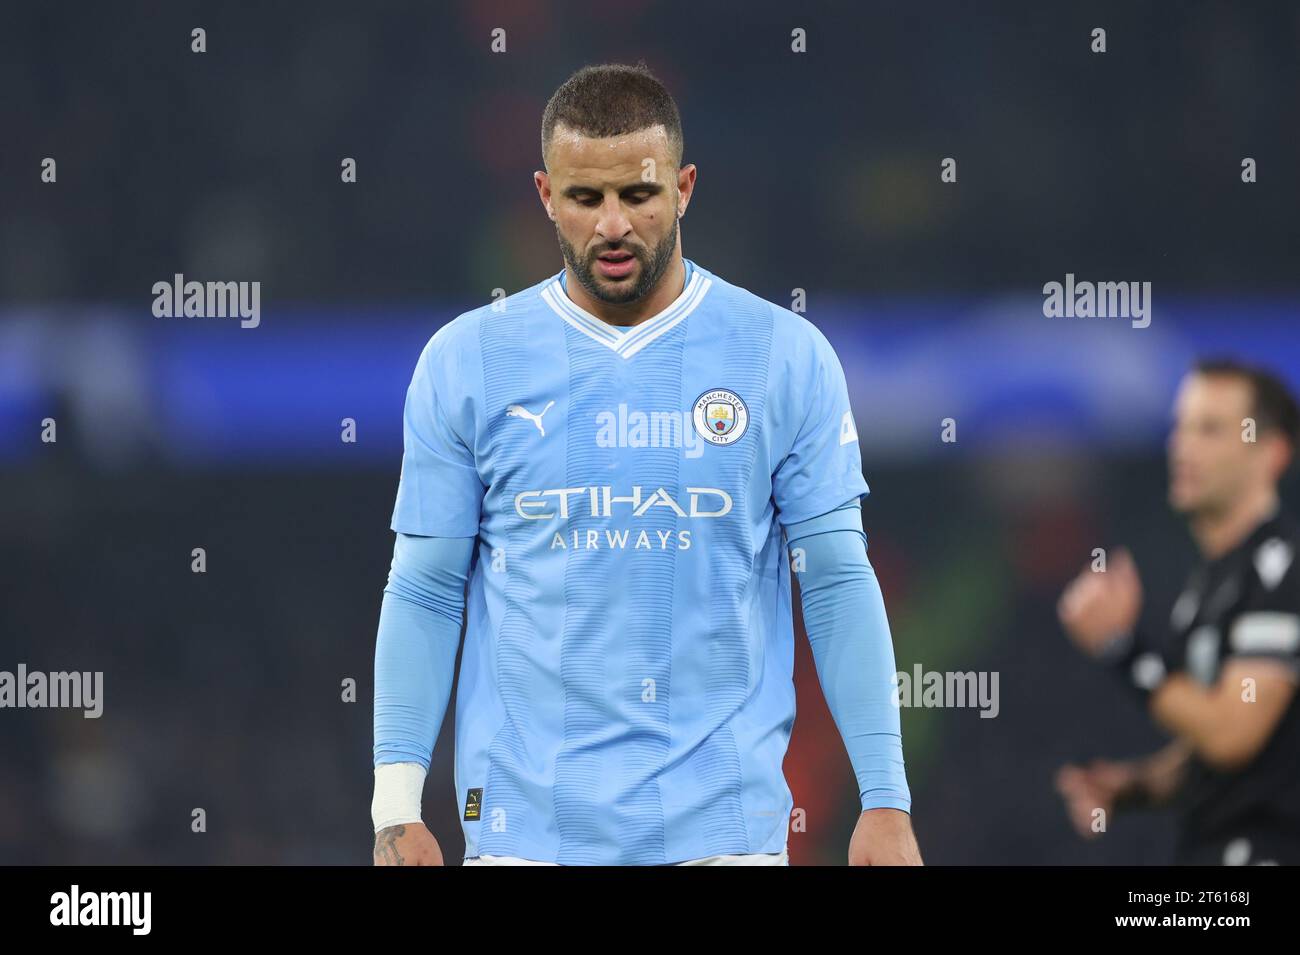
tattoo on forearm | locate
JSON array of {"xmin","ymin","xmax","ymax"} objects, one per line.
[{"xmin": 374, "ymin": 825, "xmax": 406, "ymax": 865}]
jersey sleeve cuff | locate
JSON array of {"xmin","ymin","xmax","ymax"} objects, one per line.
[
  {"xmin": 860, "ymin": 794, "xmax": 912, "ymax": 814},
  {"xmin": 777, "ymin": 482, "xmax": 870, "ymax": 528}
]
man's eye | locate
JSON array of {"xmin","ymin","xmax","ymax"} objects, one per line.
[{"xmin": 626, "ymin": 192, "xmax": 651, "ymax": 203}]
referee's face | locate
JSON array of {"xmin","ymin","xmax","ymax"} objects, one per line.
[
  {"xmin": 536, "ymin": 123, "xmax": 695, "ymax": 307},
  {"xmin": 1168, "ymin": 373, "xmax": 1258, "ymax": 515}
]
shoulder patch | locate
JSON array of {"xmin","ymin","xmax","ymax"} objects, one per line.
[
  {"xmin": 1254, "ymin": 537, "xmax": 1294, "ymax": 591},
  {"xmin": 839, "ymin": 409, "xmax": 859, "ymax": 446}
]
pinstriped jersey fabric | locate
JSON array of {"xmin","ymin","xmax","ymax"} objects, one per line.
[{"xmin": 391, "ymin": 258, "xmax": 869, "ymax": 863}]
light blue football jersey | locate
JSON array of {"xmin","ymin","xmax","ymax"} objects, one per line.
[{"xmin": 391, "ymin": 258, "xmax": 869, "ymax": 864}]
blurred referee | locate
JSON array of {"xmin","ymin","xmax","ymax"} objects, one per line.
[{"xmin": 1057, "ymin": 358, "xmax": 1300, "ymax": 865}]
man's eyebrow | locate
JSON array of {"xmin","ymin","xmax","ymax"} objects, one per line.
[{"xmin": 561, "ymin": 182, "xmax": 666, "ymax": 199}]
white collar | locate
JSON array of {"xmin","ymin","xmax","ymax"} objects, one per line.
[{"xmin": 540, "ymin": 267, "xmax": 712, "ymax": 359}]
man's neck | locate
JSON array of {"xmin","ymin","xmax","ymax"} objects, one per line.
[
  {"xmin": 1190, "ymin": 485, "xmax": 1280, "ymax": 560},
  {"xmin": 564, "ymin": 254, "xmax": 686, "ymax": 328}
]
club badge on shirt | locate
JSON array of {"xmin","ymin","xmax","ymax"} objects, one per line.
[{"xmin": 692, "ymin": 389, "xmax": 749, "ymax": 446}]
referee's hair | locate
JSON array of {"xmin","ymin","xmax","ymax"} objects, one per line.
[
  {"xmin": 541, "ymin": 61, "xmax": 683, "ymax": 170},
  {"xmin": 1195, "ymin": 357, "xmax": 1300, "ymax": 452}
]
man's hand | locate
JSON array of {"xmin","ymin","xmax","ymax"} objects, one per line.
[
  {"xmin": 1054, "ymin": 759, "xmax": 1139, "ymax": 840},
  {"xmin": 848, "ymin": 808, "xmax": 922, "ymax": 865},
  {"xmin": 1057, "ymin": 547, "xmax": 1143, "ymax": 656},
  {"xmin": 373, "ymin": 822, "xmax": 444, "ymax": 866},
  {"xmin": 1057, "ymin": 742, "xmax": 1191, "ymax": 840}
]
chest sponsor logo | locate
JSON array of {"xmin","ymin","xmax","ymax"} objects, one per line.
[
  {"xmin": 515, "ymin": 485, "xmax": 731, "ymax": 520},
  {"xmin": 514, "ymin": 485, "xmax": 732, "ymax": 551}
]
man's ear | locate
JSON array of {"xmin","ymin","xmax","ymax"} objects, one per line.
[
  {"xmin": 1258, "ymin": 431, "xmax": 1292, "ymax": 482},
  {"xmin": 676, "ymin": 163, "xmax": 697, "ymax": 218},
  {"xmin": 534, "ymin": 170, "xmax": 554, "ymax": 220}
]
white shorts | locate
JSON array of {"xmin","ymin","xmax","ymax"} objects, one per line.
[{"xmin": 464, "ymin": 848, "xmax": 789, "ymax": 866}]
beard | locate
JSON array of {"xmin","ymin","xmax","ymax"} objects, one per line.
[{"xmin": 556, "ymin": 216, "xmax": 679, "ymax": 307}]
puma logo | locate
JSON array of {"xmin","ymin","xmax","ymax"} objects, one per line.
[{"xmin": 506, "ymin": 400, "xmax": 555, "ymax": 437}]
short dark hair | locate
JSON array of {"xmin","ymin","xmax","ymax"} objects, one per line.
[
  {"xmin": 1194, "ymin": 357, "xmax": 1300, "ymax": 448},
  {"xmin": 541, "ymin": 62, "xmax": 683, "ymax": 169}
]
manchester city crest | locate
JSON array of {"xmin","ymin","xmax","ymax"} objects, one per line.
[{"xmin": 692, "ymin": 389, "xmax": 749, "ymax": 445}]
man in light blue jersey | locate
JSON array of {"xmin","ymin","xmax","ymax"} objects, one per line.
[{"xmin": 371, "ymin": 62, "xmax": 921, "ymax": 866}]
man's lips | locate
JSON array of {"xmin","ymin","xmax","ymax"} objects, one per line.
[{"xmin": 595, "ymin": 251, "xmax": 637, "ymax": 278}]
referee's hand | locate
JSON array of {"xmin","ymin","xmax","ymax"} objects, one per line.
[
  {"xmin": 373, "ymin": 823, "xmax": 444, "ymax": 866},
  {"xmin": 1057, "ymin": 547, "xmax": 1143, "ymax": 657},
  {"xmin": 1055, "ymin": 759, "xmax": 1139, "ymax": 840}
]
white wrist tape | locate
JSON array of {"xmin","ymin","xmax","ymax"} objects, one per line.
[{"xmin": 371, "ymin": 762, "xmax": 427, "ymax": 833}]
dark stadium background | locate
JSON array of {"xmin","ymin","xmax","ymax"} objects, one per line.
[{"xmin": 1, "ymin": 0, "xmax": 1298, "ymax": 864}]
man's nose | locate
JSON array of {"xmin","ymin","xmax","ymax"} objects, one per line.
[{"xmin": 595, "ymin": 196, "xmax": 633, "ymax": 241}]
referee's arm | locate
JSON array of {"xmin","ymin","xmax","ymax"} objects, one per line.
[
  {"xmin": 1155, "ymin": 544, "xmax": 1300, "ymax": 769},
  {"xmin": 1151, "ymin": 657, "xmax": 1297, "ymax": 770}
]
